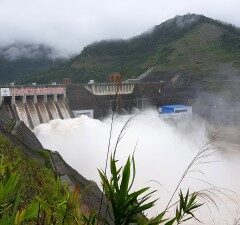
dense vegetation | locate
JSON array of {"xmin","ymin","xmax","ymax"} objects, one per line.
[{"xmin": 0, "ymin": 134, "xmax": 83, "ymax": 224}]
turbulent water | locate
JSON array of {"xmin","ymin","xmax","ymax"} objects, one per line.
[
  {"xmin": 34, "ymin": 110, "xmax": 240, "ymax": 224},
  {"xmin": 13, "ymin": 98, "xmax": 70, "ymax": 129}
]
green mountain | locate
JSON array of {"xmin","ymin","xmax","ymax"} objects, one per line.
[
  {"xmin": 23, "ymin": 14, "xmax": 240, "ymax": 89},
  {"xmin": 3, "ymin": 14, "xmax": 240, "ymax": 93}
]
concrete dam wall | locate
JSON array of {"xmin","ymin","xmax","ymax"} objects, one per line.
[
  {"xmin": 0, "ymin": 86, "xmax": 72, "ymax": 129},
  {"xmin": 0, "ymin": 82, "xmax": 192, "ymax": 128}
]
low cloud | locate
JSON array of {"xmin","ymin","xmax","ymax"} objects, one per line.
[
  {"xmin": 0, "ymin": 0, "xmax": 240, "ymax": 58},
  {"xmin": 0, "ymin": 43, "xmax": 57, "ymax": 60}
]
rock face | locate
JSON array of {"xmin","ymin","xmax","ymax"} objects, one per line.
[
  {"xmin": 11, "ymin": 121, "xmax": 43, "ymax": 150},
  {"xmin": 50, "ymin": 151, "xmax": 113, "ymax": 222},
  {"xmin": 0, "ymin": 110, "xmax": 113, "ymax": 224},
  {"xmin": 0, "ymin": 110, "xmax": 44, "ymax": 159}
]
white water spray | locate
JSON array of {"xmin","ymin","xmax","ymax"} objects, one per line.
[{"xmin": 34, "ymin": 110, "xmax": 240, "ymax": 224}]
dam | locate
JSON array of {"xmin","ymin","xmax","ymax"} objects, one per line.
[
  {"xmin": 0, "ymin": 85, "xmax": 72, "ymax": 129},
  {"xmin": 0, "ymin": 80, "xmax": 192, "ymax": 129}
]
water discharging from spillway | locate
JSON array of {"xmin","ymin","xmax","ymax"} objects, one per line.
[
  {"xmin": 37, "ymin": 99, "xmax": 50, "ymax": 123},
  {"xmin": 46, "ymin": 99, "xmax": 60, "ymax": 120},
  {"xmin": 15, "ymin": 99, "xmax": 30, "ymax": 128},
  {"xmin": 57, "ymin": 98, "xmax": 71, "ymax": 119},
  {"xmin": 34, "ymin": 110, "xmax": 240, "ymax": 224},
  {"xmin": 26, "ymin": 99, "xmax": 41, "ymax": 128},
  {"xmin": 13, "ymin": 97, "xmax": 71, "ymax": 129}
]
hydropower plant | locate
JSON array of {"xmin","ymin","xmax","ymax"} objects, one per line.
[
  {"xmin": 0, "ymin": 71, "xmax": 198, "ymax": 129},
  {"xmin": 0, "ymin": 80, "xmax": 193, "ymax": 129},
  {"xmin": 0, "ymin": 75, "xmax": 239, "ymax": 225}
]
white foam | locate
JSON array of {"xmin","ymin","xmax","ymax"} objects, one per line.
[{"xmin": 34, "ymin": 110, "xmax": 240, "ymax": 224}]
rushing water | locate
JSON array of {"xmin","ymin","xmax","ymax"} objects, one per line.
[
  {"xmin": 26, "ymin": 99, "xmax": 41, "ymax": 127},
  {"xmin": 57, "ymin": 98, "xmax": 71, "ymax": 119},
  {"xmin": 34, "ymin": 110, "xmax": 240, "ymax": 224},
  {"xmin": 45, "ymin": 99, "xmax": 60, "ymax": 120},
  {"xmin": 15, "ymin": 99, "xmax": 30, "ymax": 128},
  {"xmin": 13, "ymin": 98, "xmax": 70, "ymax": 129},
  {"xmin": 37, "ymin": 99, "xmax": 50, "ymax": 123}
]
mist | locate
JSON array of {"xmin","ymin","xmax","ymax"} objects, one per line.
[
  {"xmin": 34, "ymin": 110, "xmax": 240, "ymax": 224},
  {"xmin": 193, "ymin": 63, "xmax": 240, "ymax": 125},
  {"xmin": 1, "ymin": 0, "xmax": 240, "ymax": 57},
  {"xmin": 0, "ymin": 43, "xmax": 58, "ymax": 61}
]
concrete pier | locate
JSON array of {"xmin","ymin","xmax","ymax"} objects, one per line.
[{"xmin": 0, "ymin": 86, "xmax": 66, "ymax": 106}]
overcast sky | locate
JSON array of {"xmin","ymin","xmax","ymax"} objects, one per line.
[{"xmin": 0, "ymin": 0, "xmax": 240, "ymax": 57}]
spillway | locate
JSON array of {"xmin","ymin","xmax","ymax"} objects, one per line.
[
  {"xmin": 57, "ymin": 98, "xmax": 71, "ymax": 119},
  {"xmin": 0, "ymin": 85, "xmax": 73, "ymax": 129},
  {"xmin": 46, "ymin": 98, "xmax": 60, "ymax": 120},
  {"xmin": 37, "ymin": 99, "xmax": 50, "ymax": 123},
  {"xmin": 26, "ymin": 99, "xmax": 41, "ymax": 128},
  {"xmin": 15, "ymin": 99, "xmax": 30, "ymax": 128},
  {"xmin": 3, "ymin": 96, "xmax": 72, "ymax": 130}
]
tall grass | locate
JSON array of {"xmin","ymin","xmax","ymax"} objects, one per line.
[
  {"xmin": 96, "ymin": 115, "xmax": 213, "ymax": 225},
  {"xmin": 0, "ymin": 153, "xmax": 84, "ymax": 224},
  {"xmin": 0, "ymin": 135, "xmax": 84, "ymax": 225}
]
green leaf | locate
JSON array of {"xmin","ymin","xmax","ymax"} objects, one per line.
[
  {"xmin": 120, "ymin": 157, "xmax": 131, "ymax": 198},
  {"xmin": 164, "ymin": 218, "xmax": 176, "ymax": 225}
]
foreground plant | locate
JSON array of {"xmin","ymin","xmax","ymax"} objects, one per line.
[
  {"xmin": 0, "ymin": 144, "xmax": 83, "ymax": 225},
  {"xmin": 99, "ymin": 154, "xmax": 156, "ymax": 225},
  {"xmin": 35, "ymin": 183, "xmax": 82, "ymax": 225},
  {"xmin": 98, "ymin": 152, "xmax": 202, "ymax": 225},
  {"xmin": 0, "ymin": 157, "xmax": 38, "ymax": 224}
]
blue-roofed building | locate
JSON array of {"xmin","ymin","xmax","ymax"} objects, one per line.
[{"xmin": 159, "ymin": 104, "xmax": 192, "ymax": 119}]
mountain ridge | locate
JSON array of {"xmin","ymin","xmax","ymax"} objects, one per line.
[
  {"xmin": 2, "ymin": 13, "xmax": 240, "ymax": 90},
  {"xmin": 26, "ymin": 14, "xmax": 240, "ymax": 85}
]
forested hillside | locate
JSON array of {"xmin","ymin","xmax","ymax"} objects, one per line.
[
  {"xmin": 2, "ymin": 14, "xmax": 240, "ymax": 90},
  {"xmin": 22, "ymin": 14, "xmax": 240, "ymax": 87}
]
